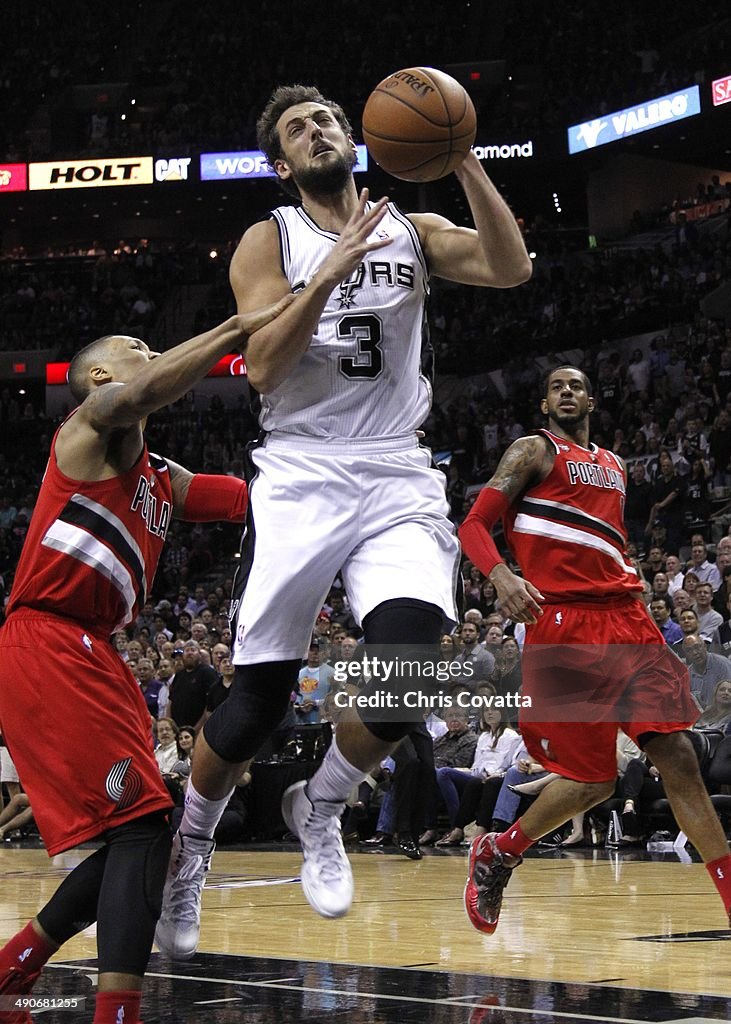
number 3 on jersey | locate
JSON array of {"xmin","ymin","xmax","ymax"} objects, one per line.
[{"xmin": 337, "ymin": 313, "xmax": 384, "ymax": 380}]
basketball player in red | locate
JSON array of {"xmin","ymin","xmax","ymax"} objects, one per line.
[
  {"xmin": 0, "ymin": 298, "xmax": 290, "ymax": 1023},
  {"xmin": 459, "ymin": 365, "xmax": 731, "ymax": 934}
]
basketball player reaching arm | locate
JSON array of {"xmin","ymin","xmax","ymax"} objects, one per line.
[
  {"xmin": 0, "ymin": 298, "xmax": 291, "ymax": 1024},
  {"xmin": 155, "ymin": 83, "xmax": 530, "ymax": 957},
  {"xmin": 458, "ymin": 365, "xmax": 731, "ymax": 935}
]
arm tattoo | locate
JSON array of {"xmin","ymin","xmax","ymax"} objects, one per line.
[
  {"xmin": 166, "ymin": 459, "xmax": 194, "ymax": 517},
  {"xmin": 487, "ymin": 436, "xmax": 548, "ymax": 503}
]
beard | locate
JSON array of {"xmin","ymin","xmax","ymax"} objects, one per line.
[
  {"xmin": 294, "ymin": 147, "xmax": 357, "ymax": 197},
  {"xmin": 552, "ymin": 408, "xmax": 586, "ymax": 427}
]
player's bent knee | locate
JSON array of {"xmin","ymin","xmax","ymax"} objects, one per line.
[
  {"xmin": 363, "ymin": 598, "xmax": 444, "ymax": 646},
  {"xmin": 203, "ymin": 661, "xmax": 300, "ymax": 763}
]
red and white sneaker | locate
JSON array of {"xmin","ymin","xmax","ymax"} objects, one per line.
[
  {"xmin": 464, "ymin": 832, "xmax": 521, "ymax": 934},
  {"xmin": 0, "ymin": 964, "xmax": 41, "ymax": 1023}
]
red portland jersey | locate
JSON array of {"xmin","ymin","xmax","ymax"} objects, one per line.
[
  {"xmin": 502, "ymin": 429, "xmax": 641, "ymax": 603},
  {"xmin": 7, "ymin": 421, "xmax": 173, "ymax": 632}
]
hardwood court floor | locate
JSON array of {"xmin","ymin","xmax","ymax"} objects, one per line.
[{"xmin": 1, "ymin": 842, "xmax": 730, "ymax": 1022}]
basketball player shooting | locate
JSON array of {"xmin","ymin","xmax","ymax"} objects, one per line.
[
  {"xmin": 0, "ymin": 300, "xmax": 291, "ymax": 1024},
  {"xmin": 459, "ymin": 365, "xmax": 731, "ymax": 934},
  {"xmin": 154, "ymin": 82, "xmax": 531, "ymax": 957}
]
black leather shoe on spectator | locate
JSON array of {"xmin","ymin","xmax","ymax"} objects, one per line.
[{"xmin": 396, "ymin": 835, "xmax": 422, "ymax": 860}]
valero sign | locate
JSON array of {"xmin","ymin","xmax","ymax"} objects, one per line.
[{"xmin": 568, "ymin": 86, "xmax": 701, "ymax": 154}]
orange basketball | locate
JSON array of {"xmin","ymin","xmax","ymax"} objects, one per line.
[{"xmin": 362, "ymin": 67, "xmax": 477, "ymax": 182}]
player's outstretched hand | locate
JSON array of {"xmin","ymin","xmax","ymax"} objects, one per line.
[
  {"xmin": 319, "ymin": 188, "xmax": 393, "ymax": 286},
  {"xmin": 490, "ymin": 565, "xmax": 544, "ymax": 625},
  {"xmin": 235, "ymin": 292, "xmax": 296, "ymax": 344}
]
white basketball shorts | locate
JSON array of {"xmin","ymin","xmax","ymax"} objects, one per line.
[{"xmin": 231, "ymin": 433, "xmax": 460, "ymax": 664}]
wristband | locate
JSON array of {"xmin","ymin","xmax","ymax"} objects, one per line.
[
  {"xmin": 458, "ymin": 486, "xmax": 511, "ymax": 577},
  {"xmin": 182, "ymin": 474, "xmax": 248, "ymax": 523}
]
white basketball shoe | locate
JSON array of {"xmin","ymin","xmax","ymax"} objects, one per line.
[
  {"xmin": 282, "ymin": 780, "xmax": 353, "ymax": 918},
  {"xmin": 154, "ymin": 832, "xmax": 215, "ymax": 959}
]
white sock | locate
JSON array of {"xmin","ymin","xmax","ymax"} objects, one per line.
[
  {"xmin": 179, "ymin": 780, "xmax": 233, "ymax": 839},
  {"xmin": 307, "ymin": 738, "xmax": 367, "ymax": 805}
]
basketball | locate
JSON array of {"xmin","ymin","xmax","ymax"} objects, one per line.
[{"xmin": 362, "ymin": 67, "xmax": 477, "ymax": 182}]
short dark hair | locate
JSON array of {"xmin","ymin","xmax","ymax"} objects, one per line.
[
  {"xmin": 68, "ymin": 335, "xmax": 118, "ymax": 403},
  {"xmin": 541, "ymin": 364, "xmax": 592, "ymax": 397},
  {"xmin": 256, "ymin": 84, "xmax": 353, "ymax": 199},
  {"xmin": 651, "ymin": 594, "xmax": 672, "ymax": 613}
]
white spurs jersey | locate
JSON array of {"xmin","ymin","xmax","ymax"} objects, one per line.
[{"xmin": 260, "ymin": 202, "xmax": 432, "ymax": 439}]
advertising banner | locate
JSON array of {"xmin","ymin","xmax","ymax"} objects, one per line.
[
  {"xmin": 200, "ymin": 145, "xmax": 368, "ymax": 181},
  {"xmin": 0, "ymin": 164, "xmax": 27, "ymax": 192},
  {"xmin": 472, "ymin": 141, "xmax": 534, "ymax": 161},
  {"xmin": 712, "ymin": 74, "xmax": 731, "ymax": 107},
  {"xmin": 46, "ymin": 353, "xmax": 246, "ymax": 385},
  {"xmin": 29, "ymin": 157, "xmax": 154, "ymax": 190},
  {"xmin": 568, "ymin": 86, "xmax": 701, "ymax": 154}
]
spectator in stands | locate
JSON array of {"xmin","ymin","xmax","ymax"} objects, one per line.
[
  {"xmin": 672, "ymin": 609, "xmax": 716, "ymax": 657},
  {"xmin": 295, "ymin": 638, "xmax": 335, "ymax": 724},
  {"xmin": 206, "ymin": 654, "xmax": 235, "ymax": 716},
  {"xmin": 113, "ymin": 631, "xmax": 129, "ymax": 661},
  {"xmin": 435, "ymin": 706, "xmax": 520, "ymax": 845},
  {"xmin": 688, "ymin": 540, "xmax": 722, "ymax": 591},
  {"xmin": 210, "ymin": 642, "xmax": 230, "ymax": 675},
  {"xmin": 683, "ymin": 570, "xmax": 700, "ymax": 608},
  {"xmin": 328, "ymin": 591, "xmax": 358, "ymax": 633},
  {"xmin": 625, "ymin": 461, "xmax": 655, "ymax": 548},
  {"xmin": 170, "ymin": 726, "xmax": 196, "ymax": 783},
  {"xmin": 136, "ymin": 658, "xmax": 167, "ymax": 719},
  {"xmin": 641, "ymin": 545, "xmax": 666, "ymax": 579},
  {"xmin": 453, "ymin": 620, "xmax": 495, "ymax": 684},
  {"xmin": 651, "ymin": 572, "xmax": 670, "ymax": 598},
  {"xmin": 695, "ymin": 680, "xmax": 731, "ymax": 733},
  {"xmin": 648, "ymin": 449, "xmax": 685, "ymax": 550},
  {"xmin": 492, "ymin": 636, "xmax": 522, "ymax": 707},
  {"xmin": 695, "ymin": 583, "xmax": 724, "ymax": 638},
  {"xmin": 154, "ymin": 718, "xmax": 180, "ymax": 774},
  {"xmin": 678, "ymin": 415, "xmax": 708, "ymax": 460},
  {"xmin": 684, "ymin": 633, "xmax": 731, "ymax": 707},
  {"xmin": 626, "ymin": 349, "xmax": 650, "ymax": 398},
  {"xmin": 665, "ymin": 554, "xmax": 685, "ymax": 596},
  {"xmin": 167, "ymin": 639, "xmax": 217, "ymax": 730},
  {"xmin": 650, "ymin": 596, "xmax": 683, "ymax": 644}
]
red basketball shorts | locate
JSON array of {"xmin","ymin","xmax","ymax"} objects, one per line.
[
  {"xmin": 0, "ymin": 611, "xmax": 172, "ymax": 855},
  {"xmin": 519, "ymin": 597, "xmax": 699, "ymax": 783}
]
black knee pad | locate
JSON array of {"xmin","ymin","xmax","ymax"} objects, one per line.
[
  {"xmin": 203, "ymin": 661, "xmax": 300, "ymax": 763},
  {"xmin": 362, "ymin": 598, "xmax": 444, "ymax": 647},
  {"xmin": 97, "ymin": 811, "xmax": 172, "ymax": 977},
  {"xmin": 359, "ymin": 599, "xmax": 444, "ymax": 743}
]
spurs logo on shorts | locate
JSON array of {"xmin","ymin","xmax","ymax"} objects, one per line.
[{"xmin": 105, "ymin": 757, "xmax": 143, "ymax": 809}]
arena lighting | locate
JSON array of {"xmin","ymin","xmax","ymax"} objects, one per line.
[{"xmin": 209, "ymin": 249, "xmax": 218, "ymax": 259}]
